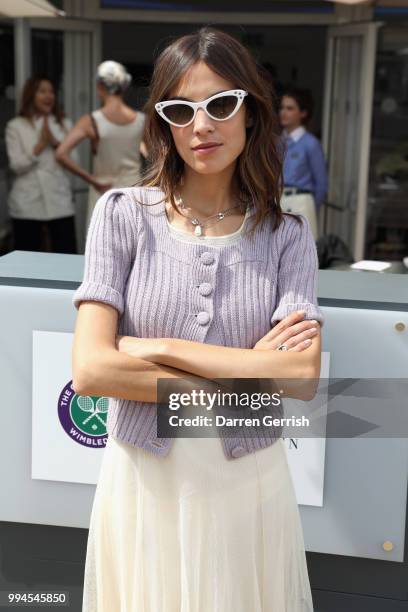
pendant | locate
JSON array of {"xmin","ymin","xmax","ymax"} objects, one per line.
[{"xmin": 194, "ymin": 225, "xmax": 202, "ymax": 236}]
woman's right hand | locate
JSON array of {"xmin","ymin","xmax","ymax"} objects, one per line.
[
  {"xmin": 253, "ymin": 311, "xmax": 319, "ymax": 352},
  {"xmin": 92, "ymin": 179, "xmax": 113, "ymax": 193}
]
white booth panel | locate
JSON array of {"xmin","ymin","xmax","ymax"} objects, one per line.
[{"xmin": 0, "ymin": 287, "xmax": 407, "ymax": 562}]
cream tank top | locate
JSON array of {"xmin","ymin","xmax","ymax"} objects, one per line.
[
  {"xmin": 165, "ymin": 205, "xmax": 253, "ymax": 247},
  {"xmin": 91, "ymin": 109, "xmax": 146, "ymax": 183}
]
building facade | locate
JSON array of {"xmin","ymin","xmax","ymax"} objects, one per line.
[{"xmin": 0, "ymin": 0, "xmax": 407, "ymax": 261}]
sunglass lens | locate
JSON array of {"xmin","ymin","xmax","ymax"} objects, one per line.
[
  {"xmin": 207, "ymin": 95, "xmax": 239, "ymax": 119},
  {"xmin": 162, "ymin": 104, "xmax": 194, "ymax": 125}
]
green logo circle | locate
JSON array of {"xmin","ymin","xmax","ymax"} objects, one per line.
[{"xmin": 70, "ymin": 395, "xmax": 108, "ymax": 436}]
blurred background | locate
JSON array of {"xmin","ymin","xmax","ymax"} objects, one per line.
[{"xmin": 0, "ymin": 0, "xmax": 407, "ymax": 265}]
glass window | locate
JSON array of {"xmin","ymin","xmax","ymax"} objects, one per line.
[
  {"xmin": 366, "ymin": 26, "xmax": 408, "ymax": 261},
  {"xmin": 31, "ymin": 29, "xmax": 63, "ymax": 95}
]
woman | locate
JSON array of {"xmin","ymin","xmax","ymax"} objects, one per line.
[
  {"xmin": 72, "ymin": 27, "xmax": 324, "ymax": 611},
  {"xmin": 5, "ymin": 77, "xmax": 77, "ymax": 253},
  {"xmin": 279, "ymin": 88, "xmax": 328, "ymax": 239},
  {"xmin": 56, "ymin": 60, "xmax": 147, "ymax": 230}
]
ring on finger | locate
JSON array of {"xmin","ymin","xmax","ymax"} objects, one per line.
[{"xmin": 277, "ymin": 343, "xmax": 289, "ymax": 351}]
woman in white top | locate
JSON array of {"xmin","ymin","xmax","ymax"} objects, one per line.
[
  {"xmin": 5, "ymin": 77, "xmax": 77, "ymax": 253},
  {"xmin": 56, "ymin": 61, "xmax": 147, "ymax": 230}
]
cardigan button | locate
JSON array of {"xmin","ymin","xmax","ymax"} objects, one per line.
[
  {"xmin": 231, "ymin": 445, "xmax": 247, "ymax": 458},
  {"xmin": 197, "ymin": 311, "xmax": 210, "ymax": 325},
  {"xmin": 198, "ymin": 282, "xmax": 212, "ymax": 296},
  {"xmin": 200, "ymin": 252, "xmax": 215, "ymax": 265}
]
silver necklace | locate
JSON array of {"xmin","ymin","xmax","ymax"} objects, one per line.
[{"xmin": 174, "ymin": 191, "xmax": 245, "ymax": 237}]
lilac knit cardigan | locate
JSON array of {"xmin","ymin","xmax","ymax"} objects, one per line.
[{"xmin": 72, "ymin": 186, "xmax": 324, "ymax": 460}]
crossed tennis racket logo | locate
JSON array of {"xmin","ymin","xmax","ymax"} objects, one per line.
[{"xmin": 77, "ymin": 396, "xmax": 109, "ymax": 425}]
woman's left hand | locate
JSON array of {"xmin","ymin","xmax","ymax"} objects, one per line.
[
  {"xmin": 116, "ymin": 335, "xmax": 163, "ymax": 362},
  {"xmin": 253, "ymin": 311, "xmax": 319, "ymax": 352}
]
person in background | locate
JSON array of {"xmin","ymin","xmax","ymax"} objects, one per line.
[
  {"xmin": 5, "ymin": 77, "xmax": 77, "ymax": 253},
  {"xmin": 56, "ymin": 60, "xmax": 147, "ymax": 230},
  {"xmin": 279, "ymin": 88, "xmax": 328, "ymax": 212}
]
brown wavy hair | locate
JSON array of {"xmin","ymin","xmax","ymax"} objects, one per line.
[
  {"xmin": 19, "ymin": 77, "xmax": 65, "ymax": 125},
  {"xmin": 138, "ymin": 26, "xmax": 301, "ymax": 233}
]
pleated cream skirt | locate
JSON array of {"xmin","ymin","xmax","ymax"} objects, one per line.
[{"xmin": 82, "ymin": 434, "xmax": 314, "ymax": 612}]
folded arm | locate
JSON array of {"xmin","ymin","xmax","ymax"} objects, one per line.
[
  {"xmin": 72, "ymin": 302, "xmax": 227, "ymax": 403},
  {"xmin": 114, "ymin": 325, "xmax": 321, "ymax": 402},
  {"xmin": 150, "ymin": 332, "xmax": 321, "ymax": 380},
  {"xmin": 73, "ymin": 300, "xmax": 320, "ymax": 404}
]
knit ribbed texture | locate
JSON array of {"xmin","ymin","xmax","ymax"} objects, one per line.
[{"xmin": 72, "ymin": 186, "xmax": 324, "ymax": 460}]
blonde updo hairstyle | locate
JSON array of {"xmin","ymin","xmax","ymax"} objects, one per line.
[{"xmin": 96, "ymin": 60, "xmax": 132, "ymax": 96}]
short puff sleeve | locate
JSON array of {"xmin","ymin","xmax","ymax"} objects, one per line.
[
  {"xmin": 271, "ymin": 214, "xmax": 324, "ymax": 328},
  {"xmin": 72, "ymin": 189, "xmax": 136, "ymax": 316}
]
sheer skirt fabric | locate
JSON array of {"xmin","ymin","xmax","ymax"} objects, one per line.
[{"xmin": 82, "ymin": 434, "xmax": 314, "ymax": 612}]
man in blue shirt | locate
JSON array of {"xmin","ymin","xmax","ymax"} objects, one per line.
[{"xmin": 280, "ymin": 89, "xmax": 328, "ymax": 210}]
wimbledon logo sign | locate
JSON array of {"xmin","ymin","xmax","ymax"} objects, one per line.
[{"xmin": 58, "ymin": 381, "xmax": 108, "ymax": 448}]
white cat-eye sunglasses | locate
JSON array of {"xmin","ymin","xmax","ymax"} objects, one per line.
[{"xmin": 155, "ymin": 89, "xmax": 248, "ymax": 127}]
